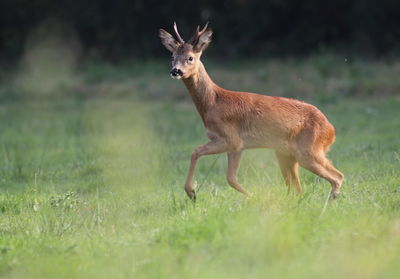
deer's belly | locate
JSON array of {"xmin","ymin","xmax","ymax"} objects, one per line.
[{"xmin": 240, "ymin": 130, "xmax": 290, "ymax": 151}]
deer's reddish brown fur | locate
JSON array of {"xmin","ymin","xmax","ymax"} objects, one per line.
[{"xmin": 159, "ymin": 23, "xmax": 344, "ymax": 200}]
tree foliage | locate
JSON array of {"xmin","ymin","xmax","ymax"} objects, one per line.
[{"xmin": 0, "ymin": 0, "xmax": 399, "ymax": 61}]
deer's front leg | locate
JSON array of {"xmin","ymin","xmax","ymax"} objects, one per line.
[
  {"xmin": 185, "ymin": 140, "xmax": 228, "ymax": 200},
  {"xmin": 226, "ymin": 151, "xmax": 251, "ymax": 196}
]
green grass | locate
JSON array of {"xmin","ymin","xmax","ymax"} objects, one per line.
[{"xmin": 0, "ymin": 56, "xmax": 400, "ymax": 278}]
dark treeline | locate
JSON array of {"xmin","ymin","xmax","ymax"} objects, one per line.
[{"xmin": 1, "ymin": 0, "xmax": 400, "ymax": 62}]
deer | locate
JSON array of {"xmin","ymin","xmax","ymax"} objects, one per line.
[{"xmin": 159, "ymin": 22, "xmax": 344, "ymax": 201}]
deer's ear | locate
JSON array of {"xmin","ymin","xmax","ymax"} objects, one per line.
[
  {"xmin": 159, "ymin": 29, "xmax": 180, "ymax": 52},
  {"xmin": 193, "ymin": 30, "xmax": 212, "ymax": 52}
]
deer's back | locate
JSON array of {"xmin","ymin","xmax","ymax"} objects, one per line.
[{"xmin": 205, "ymin": 89, "xmax": 335, "ymax": 151}]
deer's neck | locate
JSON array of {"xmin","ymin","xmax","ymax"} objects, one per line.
[{"xmin": 182, "ymin": 62, "xmax": 217, "ymax": 121}]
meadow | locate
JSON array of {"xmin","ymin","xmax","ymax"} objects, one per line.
[{"xmin": 0, "ymin": 54, "xmax": 399, "ymax": 278}]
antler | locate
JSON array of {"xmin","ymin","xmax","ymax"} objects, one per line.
[
  {"xmin": 188, "ymin": 22, "xmax": 209, "ymax": 44},
  {"xmin": 173, "ymin": 22, "xmax": 185, "ymax": 44}
]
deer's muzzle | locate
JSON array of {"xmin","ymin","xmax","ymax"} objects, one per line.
[{"xmin": 170, "ymin": 68, "xmax": 183, "ymax": 79}]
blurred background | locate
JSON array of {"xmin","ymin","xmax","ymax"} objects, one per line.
[{"xmin": 1, "ymin": 0, "xmax": 400, "ymax": 62}]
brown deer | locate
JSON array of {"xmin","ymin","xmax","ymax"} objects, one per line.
[{"xmin": 159, "ymin": 23, "xmax": 344, "ymax": 200}]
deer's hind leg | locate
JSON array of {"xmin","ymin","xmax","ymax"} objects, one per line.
[
  {"xmin": 275, "ymin": 151, "xmax": 302, "ymax": 194},
  {"xmin": 294, "ymin": 125, "xmax": 344, "ymax": 198},
  {"xmin": 296, "ymin": 150, "xmax": 344, "ymax": 198}
]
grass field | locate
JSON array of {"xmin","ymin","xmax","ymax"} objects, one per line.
[{"xmin": 0, "ymin": 56, "xmax": 400, "ymax": 278}]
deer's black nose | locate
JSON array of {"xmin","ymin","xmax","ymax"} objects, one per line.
[{"xmin": 170, "ymin": 68, "xmax": 183, "ymax": 77}]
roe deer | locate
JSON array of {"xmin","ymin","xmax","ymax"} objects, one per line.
[{"xmin": 159, "ymin": 23, "xmax": 344, "ymax": 200}]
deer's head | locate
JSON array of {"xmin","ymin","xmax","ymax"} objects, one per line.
[{"xmin": 159, "ymin": 22, "xmax": 212, "ymax": 79}]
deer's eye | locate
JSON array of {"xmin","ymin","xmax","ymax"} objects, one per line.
[{"xmin": 188, "ymin": 56, "xmax": 193, "ymax": 62}]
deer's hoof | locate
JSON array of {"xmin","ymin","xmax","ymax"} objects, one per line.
[
  {"xmin": 188, "ymin": 190, "xmax": 196, "ymax": 202},
  {"xmin": 185, "ymin": 188, "xmax": 196, "ymax": 202},
  {"xmin": 330, "ymin": 190, "xmax": 340, "ymax": 199}
]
